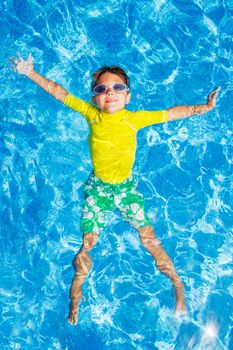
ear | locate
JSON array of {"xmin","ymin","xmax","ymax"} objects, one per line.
[
  {"xmin": 125, "ymin": 92, "xmax": 131, "ymax": 105},
  {"xmin": 92, "ymin": 96, "xmax": 97, "ymax": 105}
]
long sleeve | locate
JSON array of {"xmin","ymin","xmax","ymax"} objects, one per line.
[
  {"xmin": 64, "ymin": 94, "xmax": 99, "ymax": 122},
  {"xmin": 127, "ymin": 110, "xmax": 168, "ymax": 130}
]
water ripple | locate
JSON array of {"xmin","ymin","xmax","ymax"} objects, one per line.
[{"xmin": 0, "ymin": 0, "xmax": 232, "ymax": 349}]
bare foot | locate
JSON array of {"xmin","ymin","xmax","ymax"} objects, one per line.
[
  {"xmin": 68, "ymin": 290, "xmax": 83, "ymax": 325},
  {"xmin": 68, "ymin": 300, "xmax": 79, "ymax": 325},
  {"xmin": 174, "ymin": 287, "xmax": 187, "ymax": 316},
  {"xmin": 175, "ymin": 301, "xmax": 187, "ymax": 316}
]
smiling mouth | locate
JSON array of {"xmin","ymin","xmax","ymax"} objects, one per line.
[{"xmin": 106, "ymin": 100, "xmax": 117, "ymax": 103}]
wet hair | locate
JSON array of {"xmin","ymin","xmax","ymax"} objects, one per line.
[{"xmin": 91, "ymin": 65, "xmax": 130, "ymax": 91}]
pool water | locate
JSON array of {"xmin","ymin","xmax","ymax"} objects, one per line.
[{"xmin": 0, "ymin": 0, "xmax": 232, "ymax": 349}]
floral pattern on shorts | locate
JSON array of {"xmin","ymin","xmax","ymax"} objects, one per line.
[{"xmin": 81, "ymin": 172, "xmax": 151, "ymax": 234}]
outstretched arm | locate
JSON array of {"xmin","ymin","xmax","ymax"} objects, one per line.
[
  {"xmin": 167, "ymin": 87, "xmax": 220, "ymax": 121},
  {"xmin": 12, "ymin": 53, "xmax": 68, "ymax": 103}
]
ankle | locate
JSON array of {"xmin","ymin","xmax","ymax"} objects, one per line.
[{"xmin": 173, "ymin": 280, "xmax": 184, "ymax": 292}]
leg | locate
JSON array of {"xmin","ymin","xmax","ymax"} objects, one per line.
[
  {"xmin": 138, "ymin": 225, "xmax": 187, "ymax": 315},
  {"xmin": 68, "ymin": 232, "xmax": 99, "ymax": 325}
]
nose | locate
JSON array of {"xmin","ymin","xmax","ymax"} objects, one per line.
[{"xmin": 106, "ymin": 87, "xmax": 114, "ymax": 95}]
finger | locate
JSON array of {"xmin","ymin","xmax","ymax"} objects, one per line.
[
  {"xmin": 17, "ymin": 52, "xmax": 23, "ymax": 61},
  {"xmin": 10, "ymin": 57, "xmax": 18, "ymax": 64},
  {"xmin": 9, "ymin": 62, "xmax": 16, "ymax": 70},
  {"xmin": 209, "ymin": 93, "xmax": 217, "ymax": 102},
  {"xmin": 210, "ymin": 91, "xmax": 217, "ymax": 98},
  {"xmin": 28, "ymin": 52, "xmax": 33, "ymax": 63},
  {"xmin": 209, "ymin": 88, "xmax": 219, "ymax": 100},
  {"xmin": 211, "ymin": 86, "xmax": 220, "ymax": 95},
  {"xmin": 10, "ymin": 62, "xmax": 18, "ymax": 71},
  {"xmin": 9, "ymin": 59, "xmax": 16, "ymax": 66}
]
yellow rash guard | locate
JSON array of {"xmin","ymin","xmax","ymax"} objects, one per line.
[{"xmin": 64, "ymin": 94, "xmax": 168, "ymax": 184}]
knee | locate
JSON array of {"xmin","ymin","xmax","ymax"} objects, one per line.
[
  {"xmin": 141, "ymin": 235, "xmax": 161, "ymax": 251},
  {"xmin": 83, "ymin": 233, "xmax": 99, "ymax": 252},
  {"xmin": 138, "ymin": 226, "xmax": 160, "ymax": 250},
  {"xmin": 72, "ymin": 233, "xmax": 98, "ymax": 270},
  {"xmin": 74, "ymin": 253, "xmax": 92, "ymax": 273}
]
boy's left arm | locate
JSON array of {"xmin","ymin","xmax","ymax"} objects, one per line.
[{"xmin": 167, "ymin": 87, "xmax": 220, "ymax": 121}]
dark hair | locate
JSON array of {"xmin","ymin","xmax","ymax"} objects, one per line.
[{"xmin": 91, "ymin": 65, "xmax": 130, "ymax": 90}]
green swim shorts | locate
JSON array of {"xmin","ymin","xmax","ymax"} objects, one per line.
[{"xmin": 81, "ymin": 172, "xmax": 151, "ymax": 234}]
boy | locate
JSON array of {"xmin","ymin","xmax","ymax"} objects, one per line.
[{"xmin": 12, "ymin": 53, "xmax": 220, "ymax": 325}]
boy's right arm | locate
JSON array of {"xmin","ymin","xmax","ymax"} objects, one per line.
[{"xmin": 12, "ymin": 53, "xmax": 68, "ymax": 103}]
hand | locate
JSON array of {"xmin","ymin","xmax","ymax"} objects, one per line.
[
  {"xmin": 207, "ymin": 86, "xmax": 220, "ymax": 109},
  {"xmin": 11, "ymin": 53, "xmax": 34, "ymax": 76}
]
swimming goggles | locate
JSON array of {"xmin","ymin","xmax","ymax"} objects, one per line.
[{"xmin": 93, "ymin": 83, "xmax": 129, "ymax": 95}]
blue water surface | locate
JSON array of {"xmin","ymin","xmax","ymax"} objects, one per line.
[{"xmin": 0, "ymin": 0, "xmax": 232, "ymax": 349}]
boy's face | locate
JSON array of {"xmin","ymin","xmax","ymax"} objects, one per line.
[{"xmin": 92, "ymin": 72, "xmax": 131, "ymax": 114}]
